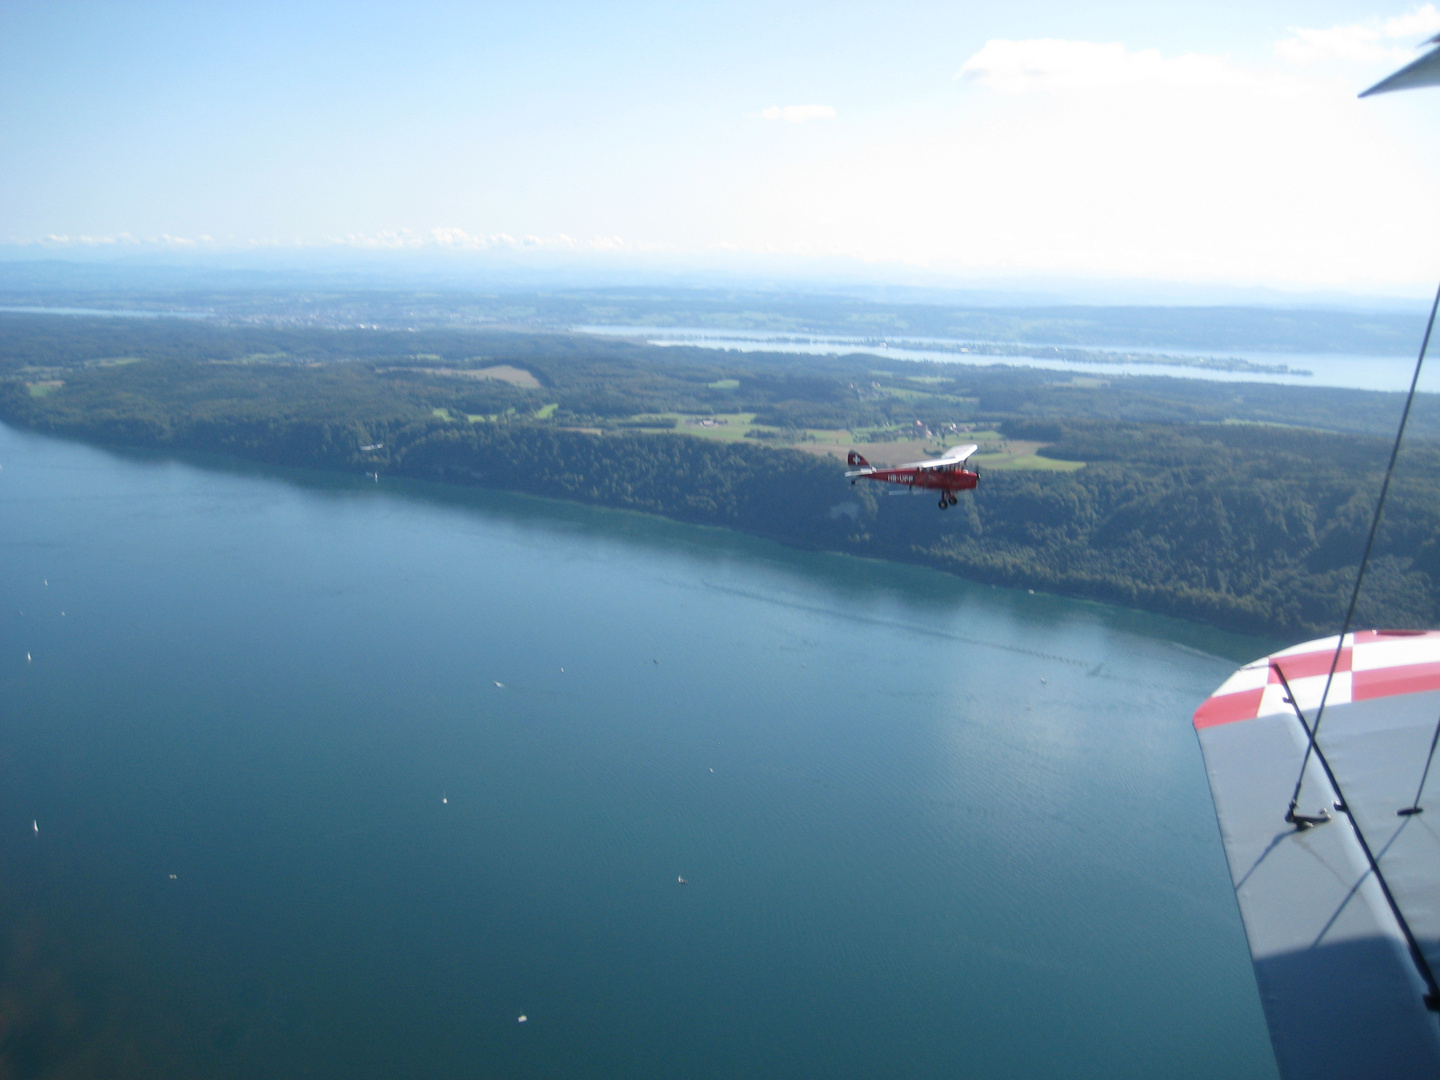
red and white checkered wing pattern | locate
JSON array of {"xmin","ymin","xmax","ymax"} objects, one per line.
[{"xmin": 1194, "ymin": 630, "xmax": 1440, "ymax": 730}]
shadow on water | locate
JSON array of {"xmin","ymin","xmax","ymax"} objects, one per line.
[
  {"xmin": 6, "ymin": 423, "xmax": 1277, "ymax": 666},
  {"xmin": 0, "ymin": 879, "xmax": 303, "ymax": 1080},
  {"xmin": 1254, "ymin": 936, "xmax": 1440, "ymax": 1078},
  {"xmin": 0, "ymin": 900, "xmax": 221, "ymax": 1080}
]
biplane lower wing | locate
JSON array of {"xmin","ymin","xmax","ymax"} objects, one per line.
[{"xmin": 1194, "ymin": 631, "xmax": 1440, "ymax": 1079}]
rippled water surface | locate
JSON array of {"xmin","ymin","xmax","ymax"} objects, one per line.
[{"xmin": 0, "ymin": 422, "xmax": 1280, "ymax": 1079}]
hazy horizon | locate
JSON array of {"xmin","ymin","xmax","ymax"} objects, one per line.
[
  {"xmin": 0, "ymin": 250, "xmax": 1434, "ymax": 313},
  {"xmin": 6, "ymin": 2, "xmax": 1440, "ymax": 297}
]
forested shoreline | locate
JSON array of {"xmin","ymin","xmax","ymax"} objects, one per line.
[{"xmin": 3, "ymin": 313, "xmax": 1439, "ymax": 640}]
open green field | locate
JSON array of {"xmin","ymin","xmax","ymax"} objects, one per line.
[{"xmin": 607, "ymin": 412, "xmax": 759, "ymax": 441}]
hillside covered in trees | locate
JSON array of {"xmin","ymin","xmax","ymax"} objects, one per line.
[{"xmin": 2, "ymin": 312, "xmax": 1438, "ymax": 639}]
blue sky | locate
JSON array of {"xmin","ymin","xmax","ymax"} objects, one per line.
[{"xmin": 4, "ymin": 1, "xmax": 1440, "ymax": 294}]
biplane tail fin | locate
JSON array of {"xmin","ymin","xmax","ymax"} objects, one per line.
[{"xmin": 847, "ymin": 451, "xmax": 871, "ymax": 468}]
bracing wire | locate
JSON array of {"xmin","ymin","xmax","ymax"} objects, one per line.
[
  {"xmin": 1273, "ymin": 662, "xmax": 1440, "ymax": 1010},
  {"xmin": 1400, "ymin": 709, "xmax": 1440, "ymax": 816},
  {"xmin": 1286, "ymin": 276, "xmax": 1440, "ymax": 823}
]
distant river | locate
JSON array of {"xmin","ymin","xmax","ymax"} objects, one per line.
[
  {"xmin": 0, "ymin": 422, "xmax": 1280, "ymax": 1080},
  {"xmin": 579, "ymin": 325, "xmax": 1422, "ymax": 393}
]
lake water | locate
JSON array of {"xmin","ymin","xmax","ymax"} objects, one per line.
[
  {"xmin": 0, "ymin": 421, "xmax": 1280, "ymax": 1079},
  {"xmin": 578, "ymin": 325, "xmax": 1425, "ymax": 393}
]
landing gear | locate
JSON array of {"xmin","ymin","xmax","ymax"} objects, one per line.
[
  {"xmin": 938, "ymin": 494, "xmax": 949, "ymax": 510},
  {"xmin": 948, "ymin": 492, "xmax": 958, "ymax": 506}
]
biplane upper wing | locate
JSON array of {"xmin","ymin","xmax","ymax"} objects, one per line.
[
  {"xmin": 1194, "ymin": 631, "xmax": 1440, "ymax": 1079},
  {"xmin": 896, "ymin": 444, "xmax": 979, "ymax": 470},
  {"xmin": 1361, "ymin": 35, "xmax": 1440, "ymax": 97}
]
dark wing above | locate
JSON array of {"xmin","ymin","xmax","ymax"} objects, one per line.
[
  {"xmin": 1361, "ymin": 35, "xmax": 1440, "ymax": 97},
  {"xmin": 1194, "ymin": 631, "xmax": 1440, "ymax": 1079}
]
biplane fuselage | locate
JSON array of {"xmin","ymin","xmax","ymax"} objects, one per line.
[{"xmin": 845, "ymin": 444, "xmax": 979, "ymax": 509}]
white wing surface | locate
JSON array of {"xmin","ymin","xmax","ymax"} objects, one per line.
[
  {"xmin": 896, "ymin": 444, "xmax": 979, "ymax": 470},
  {"xmin": 1194, "ymin": 631, "xmax": 1440, "ymax": 1078}
]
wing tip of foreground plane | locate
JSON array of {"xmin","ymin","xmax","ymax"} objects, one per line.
[
  {"xmin": 1360, "ymin": 42, "xmax": 1440, "ymax": 97},
  {"xmin": 1194, "ymin": 628, "xmax": 1440, "ymax": 1079}
]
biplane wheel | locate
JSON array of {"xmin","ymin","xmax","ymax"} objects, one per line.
[
  {"xmin": 948, "ymin": 493, "xmax": 958, "ymax": 506},
  {"xmin": 938, "ymin": 495, "xmax": 948, "ymax": 509}
]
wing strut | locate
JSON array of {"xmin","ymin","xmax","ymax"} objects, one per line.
[
  {"xmin": 1286, "ymin": 277, "xmax": 1440, "ymax": 822},
  {"xmin": 1271, "ymin": 661, "xmax": 1440, "ymax": 1013},
  {"xmin": 1399, "ymin": 708, "xmax": 1440, "ymax": 816}
]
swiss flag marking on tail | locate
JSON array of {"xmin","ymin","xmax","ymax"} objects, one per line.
[{"xmin": 847, "ymin": 451, "xmax": 870, "ymax": 467}]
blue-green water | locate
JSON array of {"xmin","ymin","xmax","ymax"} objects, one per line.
[{"xmin": 0, "ymin": 422, "xmax": 1279, "ymax": 1079}]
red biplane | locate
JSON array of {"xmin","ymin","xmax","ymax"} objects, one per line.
[{"xmin": 844, "ymin": 443, "xmax": 979, "ymax": 509}]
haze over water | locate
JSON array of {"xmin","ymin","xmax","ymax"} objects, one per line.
[
  {"xmin": 580, "ymin": 326, "xmax": 1420, "ymax": 393},
  {"xmin": 0, "ymin": 421, "xmax": 1279, "ymax": 1079}
]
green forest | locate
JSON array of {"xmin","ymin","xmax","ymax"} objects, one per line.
[{"xmin": 3, "ymin": 311, "xmax": 1439, "ymax": 639}]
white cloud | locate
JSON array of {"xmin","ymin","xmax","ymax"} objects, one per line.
[
  {"xmin": 18, "ymin": 228, "xmax": 637, "ymax": 253},
  {"xmin": 1386, "ymin": 5, "xmax": 1440, "ymax": 38},
  {"xmin": 20, "ymin": 16, "xmax": 1440, "ymax": 295},
  {"xmin": 32, "ymin": 231, "xmax": 164, "ymax": 246},
  {"xmin": 1276, "ymin": 4, "xmax": 1440, "ymax": 64},
  {"xmin": 716, "ymin": 32, "xmax": 1440, "ymax": 291},
  {"xmin": 958, "ymin": 39, "xmax": 1246, "ymax": 94},
  {"xmin": 759, "ymin": 104, "xmax": 836, "ymax": 123},
  {"xmin": 1276, "ymin": 26, "xmax": 1402, "ymax": 64},
  {"xmin": 335, "ymin": 229, "xmax": 625, "ymax": 251},
  {"xmin": 429, "ymin": 226, "xmax": 478, "ymax": 247}
]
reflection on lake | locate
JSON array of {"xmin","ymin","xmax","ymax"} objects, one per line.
[{"xmin": 0, "ymin": 422, "xmax": 1278, "ymax": 1079}]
